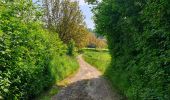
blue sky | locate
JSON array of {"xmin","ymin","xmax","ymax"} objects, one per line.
[{"xmin": 78, "ymin": 1, "xmax": 95, "ymax": 29}]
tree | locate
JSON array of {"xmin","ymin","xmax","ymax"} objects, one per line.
[
  {"xmin": 86, "ymin": 32, "xmax": 107, "ymax": 48},
  {"xmin": 43, "ymin": 0, "xmax": 89, "ymax": 48}
]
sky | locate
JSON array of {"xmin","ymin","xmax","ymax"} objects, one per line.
[{"xmin": 78, "ymin": 0, "xmax": 95, "ymax": 29}]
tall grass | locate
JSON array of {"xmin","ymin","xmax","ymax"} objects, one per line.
[
  {"xmin": 50, "ymin": 55, "xmax": 79, "ymax": 82},
  {"xmin": 82, "ymin": 49, "xmax": 111, "ymax": 73},
  {"xmin": 36, "ymin": 55, "xmax": 79, "ymax": 100}
]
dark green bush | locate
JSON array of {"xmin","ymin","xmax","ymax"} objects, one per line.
[
  {"xmin": 94, "ymin": 0, "xmax": 170, "ymax": 99},
  {"xmin": 67, "ymin": 39, "xmax": 75, "ymax": 56}
]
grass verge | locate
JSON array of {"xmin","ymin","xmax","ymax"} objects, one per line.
[
  {"xmin": 82, "ymin": 49, "xmax": 111, "ymax": 73},
  {"xmin": 35, "ymin": 55, "xmax": 79, "ymax": 100},
  {"xmin": 82, "ymin": 49, "xmax": 126, "ymax": 99}
]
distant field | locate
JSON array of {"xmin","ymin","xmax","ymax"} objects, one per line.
[
  {"xmin": 82, "ymin": 48, "xmax": 109, "ymax": 52},
  {"xmin": 82, "ymin": 49, "xmax": 111, "ymax": 73}
]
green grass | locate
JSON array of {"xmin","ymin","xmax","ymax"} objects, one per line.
[
  {"xmin": 37, "ymin": 49, "xmax": 110, "ymax": 99},
  {"xmin": 82, "ymin": 49, "xmax": 111, "ymax": 73},
  {"xmin": 36, "ymin": 55, "xmax": 79, "ymax": 100},
  {"xmin": 82, "ymin": 49, "xmax": 126, "ymax": 99},
  {"xmin": 35, "ymin": 86, "xmax": 59, "ymax": 100},
  {"xmin": 83, "ymin": 48, "xmax": 109, "ymax": 52},
  {"xmin": 50, "ymin": 55, "xmax": 79, "ymax": 82}
]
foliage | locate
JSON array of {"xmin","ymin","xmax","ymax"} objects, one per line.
[
  {"xmin": 83, "ymin": 49, "xmax": 111, "ymax": 73},
  {"xmin": 0, "ymin": 0, "xmax": 79, "ymax": 99},
  {"xmin": 87, "ymin": 33, "xmax": 107, "ymax": 49},
  {"xmin": 67, "ymin": 39, "xmax": 75, "ymax": 56},
  {"xmin": 0, "ymin": 1, "xmax": 53, "ymax": 99},
  {"xmin": 35, "ymin": 86, "xmax": 59, "ymax": 100},
  {"xmin": 93, "ymin": 0, "xmax": 170, "ymax": 99},
  {"xmin": 44, "ymin": 0, "xmax": 89, "ymax": 48},
  {"xmin": 50, "ymin": 55, "xmax": 79, "ymax": 82},
  {"xmin": 36, "ymin": 55, "xmax": 79, "ymax": 100}
]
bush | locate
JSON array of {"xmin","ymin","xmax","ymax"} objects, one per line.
[
  {"xmin": 0, "ymin": 1, "xmax": 65, "ymax": 99},
  {"xmin": 0, "ymin": 16, "xmax": 53, "ymax": 99},
  {"xmin": 94, "ymin": 0, "xmax": 170, "ymax": 99},
  {"xmin": 67, "ymin": 39, "xmax": 75, "ymax": 56}
]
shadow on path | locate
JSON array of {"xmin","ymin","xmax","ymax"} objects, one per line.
[
  {"xmin": 52, "ymin": 55, "xmax": 122, "ymax": 100},
  {"xmin": 52, "ymin": 77, "xmax": 122, "ymax": 100}
]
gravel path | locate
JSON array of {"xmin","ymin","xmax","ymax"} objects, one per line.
[{"xmin": 52, "ymin": 55, "xmax": 120, "ymax": 100}]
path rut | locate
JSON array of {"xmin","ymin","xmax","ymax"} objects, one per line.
[{"xmin": 52, "ymin": 55, "xmax": 120, "ymax": 100}]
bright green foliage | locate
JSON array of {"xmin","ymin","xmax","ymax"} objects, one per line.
[
  {"xmin": 83, "ymin": 49, "xmax": 111, "ymax": 73},
  {"xmin": 36, "ymin": 55, "xmax": 79, "ymax": 100},
  {"xmin": 93, "ymin": 0, "xmax": 170, "ymax": 99},
  {"xmin": 0, "ymin": 0, "xmax": 78, "ymax": 99},
  {"xmin": 67, "ymin": 39, "xmax": 76, "ymax": 56},
  {"xmin": 0, "ymin": 1, "xmax": 53, "ymax": 99},
  {"xmin": 44, "ymin": 0, "xmax": 89, "ymax": 48},
  {"xmin": 50, "ymin": 55, "xmax": 79, "ymax": 82}
]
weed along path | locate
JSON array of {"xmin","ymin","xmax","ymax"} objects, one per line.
[{"xmin": 52, "ymin": 55, "xmax": 120, "ymax": 100}]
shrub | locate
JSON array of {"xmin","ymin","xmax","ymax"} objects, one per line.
[
  {"xmin": 67, "ymin": 39, "xmax": 75, "ymax": 56},
  {"xmin": 93, "ymin": 0, "xmax": 170, "ymax": 99},
  {"xmin": 0, "ymin": 1, "xmax": 63, "ymax": 99}
]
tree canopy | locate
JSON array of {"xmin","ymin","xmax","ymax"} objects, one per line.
[{"xmin": 44, "ymin": 0, "xmax": 89, "ymax": 48}]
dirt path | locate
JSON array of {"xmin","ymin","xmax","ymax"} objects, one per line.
[{"xmin": 52, "ymin": 55, "xmax": 120, "ymax": 100}]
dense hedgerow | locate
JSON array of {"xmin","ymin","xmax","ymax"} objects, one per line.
[
  {"xmin": 94, "ymin": 0, "xmax": 170, "ymax": 99},
  {"xmin": 0, "ymin": 2, "xmax": 52, "ymax": 99},
  {"xmin": 0, "ymin": 0, "xmax": 77, "ymax": 99}
]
